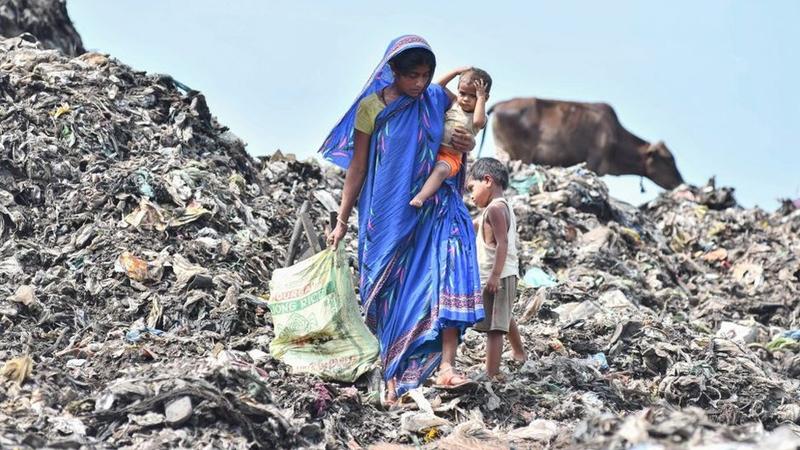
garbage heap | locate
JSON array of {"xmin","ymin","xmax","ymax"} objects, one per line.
[
  {"xmin": 0, "ymin": 0, "xmax": 85, "ymax": 56},
  {"xmin": 444, "ymin": 163, "xmax": 800, "ymax": 449},
  {"xmin": 0, "ymin": 36, "xmax": 343, "ymax": 449},
  {"xmin": 3, "ymin": 34, "xmax": 800, "ymax": 450}
]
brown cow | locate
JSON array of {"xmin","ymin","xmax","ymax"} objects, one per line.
[{"xmin": 488, "ymin": 97, "xmax": 683, "ymax": 189}]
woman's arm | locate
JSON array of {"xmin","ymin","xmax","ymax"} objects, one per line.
[{"xmin": 328, "ymin": 130, "xmax": 370, "ymax": 247}]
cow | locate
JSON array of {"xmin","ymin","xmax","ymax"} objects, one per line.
[{"xmin": 488, "ymin": 97, "xmax": 683, "ymax": 190}]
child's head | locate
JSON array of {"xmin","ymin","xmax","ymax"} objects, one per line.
[
  {"xmin": 389, "ymin": 47, "xmax": 436, "ymax": 98},
  {"xmin": 467, "ymin": 157, "xmax": 508, "ymax": 208},
  {"xmin": 457, "ymin": 68, "xmax": 492, "ymax": 112}
]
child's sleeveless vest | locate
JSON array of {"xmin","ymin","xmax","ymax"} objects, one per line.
[{"xmin": 476, "ymin": 198, "xmax": 519, "ymax": 283}]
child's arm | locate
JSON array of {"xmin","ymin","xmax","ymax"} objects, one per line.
[
  {"xmin": 436, "ymin": 66, "xmax": 470, "ymax": 103},
  {"xmin": 484, "ymin": 202, "xmax": 509, "ymax": 293},
  {"xmin": 472, "ymin": 79, "xmax": 489, "ymax": 130}
]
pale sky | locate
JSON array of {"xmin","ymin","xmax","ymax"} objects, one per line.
[{"xmin": 68, "ymin": 1, "xmax": 800, "ymax": 209}]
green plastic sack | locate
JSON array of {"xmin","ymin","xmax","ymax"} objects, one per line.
[{"xmin": 267, "ymin": 244, "xmax": 378, "ymax": 382}]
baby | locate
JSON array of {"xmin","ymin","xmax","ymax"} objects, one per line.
[{"xmin": 410, "ymin": 67, "xmax": 491, "ymax": 207}]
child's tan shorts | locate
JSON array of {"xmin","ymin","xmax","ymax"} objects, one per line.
[{"xmin": 473, "ymin": 276, "xmax": 517, "ymax": 333}]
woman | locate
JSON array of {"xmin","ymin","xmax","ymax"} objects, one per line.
[{"xmin": 320, "ymin": 35, "xmax": 483, "ymax": 401}]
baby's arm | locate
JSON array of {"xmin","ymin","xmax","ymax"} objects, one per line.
[
  {"xmin": 437, "ymin": 66, "xmax": 470, "ymax": 103},
  {"xmin": 472, "ymin": 79, "xmax": 489, "ymax": 130}
]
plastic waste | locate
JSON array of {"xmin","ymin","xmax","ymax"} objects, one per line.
[
  {"xmin": 268, "ymin": 244, "xmax": 379, "ymax": 382},
  {"xmin": 521, "ymin": 266, "xmax": 557, "ymax": 288}
]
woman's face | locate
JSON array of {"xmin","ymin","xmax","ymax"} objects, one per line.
[{"xmin": 394, "ymin": 64, "xmax": 431, "ymax": 97}]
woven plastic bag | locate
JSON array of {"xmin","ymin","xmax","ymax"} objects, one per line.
[{"xmin": 267, "ymin": 244, "xmax": 378, "ymax": 382}]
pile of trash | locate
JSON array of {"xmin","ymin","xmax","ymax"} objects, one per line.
[
  {"xmin": 0, "ymin": 0, "xmax": 85, "ymax": 56},
  {"xmin": 3, "ymin": 32, "xmax": 800, "ymax": 450},
  {"xmin": 0, "ymin": 35, "xmax": 347, "ymax": 448},
  {"xmin": 343, "ymin": 163, "xmax": 799, "ymax": 448},
  {"xmin": 439, "ymin": 163, "xmax": 800, "ymax": 449}
]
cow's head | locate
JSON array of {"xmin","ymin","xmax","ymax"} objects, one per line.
[{"xmin": 644, "ymin": 141, "xmax": 683, "ymax": 190}]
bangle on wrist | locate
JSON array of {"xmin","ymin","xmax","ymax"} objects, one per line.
[{"xmin": 337, "ymin": 217, "xmax": 347, "ymax": 227}]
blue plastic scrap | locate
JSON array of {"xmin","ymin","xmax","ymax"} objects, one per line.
[
  {"xmin": 589, "ymin": 352, "xmax": 609, "ymax": 371},
  {"xmin": 522, "ymin": 266, "xmax": 557, "ymax": 288},
  {"xmin": 125, "ymin": 327, "xmax": 165, "ymax": 343},
  {"xmin": 782, "ymin": 330, "xmax": 800, "ymax": 340}
]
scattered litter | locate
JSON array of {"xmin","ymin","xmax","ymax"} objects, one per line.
[
  {"xmin": 7, "ymin": 285, "xmax": 36, "ymax": 306},
  {"xmin": 165, "ymin": 396, "xmax": 193, "ymax": 427},
  {"xmin": 1, "ymin": 355, "xmax": 33, "ymax": 386},
  {"xmin": 507, "ymin": 418, "xmax": 559, "ymax": 442}
]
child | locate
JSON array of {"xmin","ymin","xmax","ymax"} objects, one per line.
[
  {"xmin": 467, "ymin": 157, "xmax": 527, "ymax": 379},
  {"xmin": 409, "ymin": 67, "xmax": 492, "ymax": 207}
]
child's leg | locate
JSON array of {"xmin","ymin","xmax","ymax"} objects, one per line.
[
  {"xmin": 410, "ymin": 161, "xmax": 451, "ymax": 207},
  {"xmin": 507, "ymin": 319, "xmax": 527, "ymax": 362},
  {"xmin": 485, "ymin": 330, "xmax": 504, "ymax": 378}
]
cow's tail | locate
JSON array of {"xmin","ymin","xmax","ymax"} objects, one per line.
[{"xmin": 477, "ymin": 104, "xmax": 495, "ymax": 158}]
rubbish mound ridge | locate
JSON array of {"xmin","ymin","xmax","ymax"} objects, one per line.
[
  {"xmin": 2, "ymin": 35, "xmax": 800, "ymax": 449},
  {"xmin": 0, "ymin": 0, "xmax": 85, "ymax": 56},
  {"xmin": 0, "ymin": 36, "xmax": 342, "ymax": 449}
]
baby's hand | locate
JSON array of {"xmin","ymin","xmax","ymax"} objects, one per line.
[{"xmin": 474, "ymin": 79, "xmax": 488, "ymax": 99}]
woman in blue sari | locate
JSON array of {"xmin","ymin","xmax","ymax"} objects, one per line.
[{"xmin": 321, "ymin": 35, "xmax": 484, "ymax": 402}]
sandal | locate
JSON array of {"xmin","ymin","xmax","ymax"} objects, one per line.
[{"xmin": 433, "ymin": 367, "xmax": 478, "ymax": 390}]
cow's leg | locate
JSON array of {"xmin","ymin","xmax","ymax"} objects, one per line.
[{"xmin": 586, "ymin": 152, "xmax": 608, "ymax": 176}]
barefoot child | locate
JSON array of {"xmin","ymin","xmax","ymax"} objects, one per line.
[
  {"xmin": 410, "ymin": 67, "xmax": 491, "ymax": 207},
  {"xmin": 467, "ymin": 158, "xmax": 527, "ymax": 378}
]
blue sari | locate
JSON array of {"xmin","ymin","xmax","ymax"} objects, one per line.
[{"xmin": 319, "ymin": 35, "xmax": 483, "ymax": 395}]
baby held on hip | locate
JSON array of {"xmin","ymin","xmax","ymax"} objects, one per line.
[{"xmin": 409, "ymin": 67, "xmax": 492, "ymax": 208}]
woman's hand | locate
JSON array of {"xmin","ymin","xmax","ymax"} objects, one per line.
[
  {"xmin": 327, "ymin": 221, "xmax": 347, "ymax": 248},
  {"xmin": 450, "ymin": 126, "xmax": 475, "ymax": 153}
]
